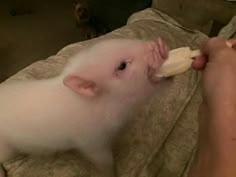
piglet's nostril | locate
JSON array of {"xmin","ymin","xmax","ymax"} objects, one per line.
[
  {"xmin": 147, "ymin": 41, "xmax": 157, "ymax": 52},
  {"xmin": 146, "ymin": 39, "xmax": 169, "ymax": 82},
  {"xmin": 156, "ymin": 38, "xmax": 169, "ymax": 60}
]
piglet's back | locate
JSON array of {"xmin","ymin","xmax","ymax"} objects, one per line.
[
  {"xmin": 0, "ymin": 81, "xmax": 38, "ymax": 117},
  {"xmin": 0, "ymin": 80, "xmax": 75, "ymax": 152}
]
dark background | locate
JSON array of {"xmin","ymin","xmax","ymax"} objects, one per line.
[{"xmin": 0, "ymin": 0, "xmax": 235, "ymax": 82}]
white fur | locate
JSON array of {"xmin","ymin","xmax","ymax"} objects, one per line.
[{"xmin": 0, "ymin": 38, "xmax": 167, "ymax": 177}]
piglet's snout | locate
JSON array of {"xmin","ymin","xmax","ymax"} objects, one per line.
[{"xmin": 146, "ymin": 38, "xmax": 169, "ymax": 82}]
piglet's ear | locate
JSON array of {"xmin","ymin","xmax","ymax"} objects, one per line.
[{"xmin": 63, "ymin": 75, "xmax": 99, "ymax": 97}]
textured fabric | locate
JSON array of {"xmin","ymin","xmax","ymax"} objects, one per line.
[
  {"xmin": 218, "ymin": 16, "xmax": 236, "ymax": 39},
  {"xmin": 3, "ymin": 9, "xmax": 235, "ymax": 177},
  {"xmin": 151, "ymin": 0, "xmax": 236, "ymax": 35}
]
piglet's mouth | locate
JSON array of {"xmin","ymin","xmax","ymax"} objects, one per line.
[{"xmin": 147, "ymin": 38, "xmax": 169, "ymax": 83}]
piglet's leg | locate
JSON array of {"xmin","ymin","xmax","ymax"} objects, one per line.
[
  {"xmin": 0, "ymin": 166, "xmax": 6, "ymax": 177},
  {"xmin": 0, "ymin": 141, "xmax": 15, "ymax": 177},
  {"xmin": 91, "ymin": 149, "xmax": 115, "ymax": 177},
  {"xmin": 77, "ymin": 142, "xmax": 115, "ymax": 177}
]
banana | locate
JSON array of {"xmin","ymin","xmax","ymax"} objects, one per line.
[
  {"xmin": 157, "ymin": 41, "xmax": 232, "ymax": 78},
  {"xmin": 156, "ymin": 47, "xmax": 200, "ymax": 77}
]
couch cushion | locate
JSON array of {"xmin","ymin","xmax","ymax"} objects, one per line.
[{"xmin": 152, "ymin": 0, "xmax": 236, "ymax": 35}]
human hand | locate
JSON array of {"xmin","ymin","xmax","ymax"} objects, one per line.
[
  {"xmin": 192, "ymin": 37, "xmax": 236, "ymax": 117},
  {"xmin": 188, "ymin": 37, "xmax": 236, "ymax": 177}
]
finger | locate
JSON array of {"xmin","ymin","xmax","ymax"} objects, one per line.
[
  {"xmin": 228, "ymin": 38, "xmax": 236, "ymax": 49},
  {"xmin": 192, "ymin": 55, "xmax": 208, "ymax": 70},
  {"xmin": 201, "ymin": 37, "xmax": 229, "ymax": 58}
]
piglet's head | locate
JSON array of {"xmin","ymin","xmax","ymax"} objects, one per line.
[{"xmin": 63, "ymin": 38, "xmax": 169, "ymax": 103}]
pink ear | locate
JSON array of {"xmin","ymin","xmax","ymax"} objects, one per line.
[{"xmin": 63, "ymin": 75, "xmax": 99, "ymax": 97}]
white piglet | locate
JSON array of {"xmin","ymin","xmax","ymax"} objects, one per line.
[{"xmin": 0, "ymin": 38, "xmax": 169, "ymax": 177}]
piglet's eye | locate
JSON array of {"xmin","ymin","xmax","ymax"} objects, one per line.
[{"xmin": 117, "ymin": 62, "xmax": 127, "ymax": 71}]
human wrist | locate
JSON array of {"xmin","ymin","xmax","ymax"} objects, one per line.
[
  {"xmin": 197, "ymin": 102, "xmax": 236, "ymax": 154},
  {"xmin": 189, "ymin": 148, "xmax": 236, "ymax": 177},
  {"xmin": 207, "ymin": 101, "xmax": 236, "ymax": 123}
]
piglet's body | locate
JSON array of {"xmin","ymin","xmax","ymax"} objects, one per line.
[{"xmin": 0, "ymin": 38, "xmax": 169, "ymax": 177}]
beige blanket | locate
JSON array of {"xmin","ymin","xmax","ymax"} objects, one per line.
[{"xmin": 2, "ymin": 8, "xmax": 235, "ymax": 177}]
